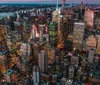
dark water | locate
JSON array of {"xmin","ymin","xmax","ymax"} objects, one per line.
[
  {"xmin": 0, "ymin": 12, "xmax": 14, "ymax": 19},
  {"xmin": 0, "ymin": 3, "xmax": 70, "ymax": 7}
]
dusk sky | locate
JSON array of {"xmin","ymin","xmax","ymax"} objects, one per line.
[{"xmin": 0, "ymin": 0, "xmax": 100, "ymax": 4}]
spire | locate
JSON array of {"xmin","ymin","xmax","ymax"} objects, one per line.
[
  {"xmin": 56, "ymin": 0, "xmax": 58, "ymax": 10},
  {"xmin": 62, "ymin": 0, "xmax": 66, "ymax": 10}
]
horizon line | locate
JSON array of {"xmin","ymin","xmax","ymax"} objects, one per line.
[{"xmin": 0, "ymin": 1, "xmax": 100, "ymax": 5}]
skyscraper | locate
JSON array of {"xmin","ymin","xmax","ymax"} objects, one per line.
[
  {"xmin": 88, "ymin": 48, "xmax": 95, "ymax": 63},
  {"xmin": 30, "ymin": 23, "xmax": 40, "ymax": 40},
  {"xmin": 0, "ymin": 25, "xmax": 8, "ymax": 73},
  {"xmin": 62, "ymin": 18, "xmax": 74, "ymax": 37},
  {"xmin": 68, "ymin": 66, "xmax": 74, "ymax": 79},
  {"xmin": 39, "ymin": 24, "xmax": 45, "ymax": 38},
  {"xmin": 84, "ymin": 8, "xmax": 94, "ymax": 28},
  {"xmin": 19, "ymin": 42, "xmax": 31, "ymax": 57},
  {"xmin": 33, "ymin": 43, "xmax": 39, "ymax": 65},
  {"xmin": 38, "ymin": 50, "xmax": 48, "ymax": 73},
  {"xmin": 33, "ymin": 65, "xmax": 40, "ymax": 85},
  {"xmin": 49, "ymin": 22, "xmax": 58, "ymax": 48},
  {"xmin": 73, "ymin": 22, "xmax": 85, "ymax": 48},
  {"xmin": 79, "ymin": 2, "xmax": 85, "ymax": 20},
  {"xmin": 96, "ymin": 35, "xmax": 100, "ymax": 53},
  {"xmin": 62, "ymin": 0, "xmax": 66, "ymax": 10}
]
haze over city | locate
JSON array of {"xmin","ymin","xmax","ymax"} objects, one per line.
[{"xmin": 0, "ymin": 0, "xmax": 100, "ymax": 4}]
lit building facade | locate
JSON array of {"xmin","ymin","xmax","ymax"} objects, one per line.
[
  {"xmin": 96, "ymin": 35, "xmax": 100, "ymax": 53},
  {"xmin": 95, "ymin": 18, "xmax": 100, "ymax": 30},
  {"xmin": 84, "ymin": 9, "xmax": 94, "ymax": 28},
  {"xmin": 38, "ymin": 50, "xmax": 48, "ymax": 73},
  {"xmin": 19, "ymin": 43, "xmax": 31, "ymax": 57},
  {"xmin": 68, "ymin": 66, "xmax": 74, "ymax": 79},
  {"xmin": 88, "ymin": 48, "xmax": 95, "ymax": 63},
  {"xmin": 62, "ymin": 0, "xmax": 66, "ymax": 10},
  {"xmin": 62, "ymin": 18, "xmax": 74, "ymax": 37},
  {"xmin": 0, "ymin": 25, "xmax": 8, "ymax": 73},
  {"xmin": 52, "ymin": 10, "xmax": 58, "ymax": 22},
  {"xmin": 86, "ymin": 35, "xmax": 100, "ymax": 53},
  {"xmin": 86, "ymin": 35, "xmax": 97, "ymax": 50},
  {"xmin": 33, "ymin": 43, "xmax": 39, "ymax": 65},
  {"xmin": 73, "ymin": 22, "xmax": 85, "ymax": 49},
  {"xmin": 30, "ymin": 24, "xmax": 47, "ymax": 40},
  {"xmin": 49, "ymin": 22, "xmax": 58, "ymax": 48},
  {"xmin": 33, "ymin": 65, "xmax": 40, "ymax": 85},
  {"xmin": 39, "ymin": 24, "xmax": 46, "ymax": 38}
]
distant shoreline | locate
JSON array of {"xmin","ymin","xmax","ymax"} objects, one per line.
[
  {"xmin": 0, "ymin": 12, "xmax": 14, "ymax": 19},
  {"xmin": 0, "ymin": 3, "xmax": 99, "ymax": 7},
  {"xmin": 0, "ymin": 3, "xmax": 69, "ymax": 6}
]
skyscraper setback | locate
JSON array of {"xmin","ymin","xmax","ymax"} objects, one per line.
[{"xmin": 84, "ymin": 8, "xmax": 94, "ymax": 28}]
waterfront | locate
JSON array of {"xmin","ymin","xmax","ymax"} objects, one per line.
[{"xmin": 0, "ymin": 12, "xmax": 14, "ymax": 19}]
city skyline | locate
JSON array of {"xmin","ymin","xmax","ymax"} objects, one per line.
[{"xmin": 0, "ymin": 0, "xmax": 100, "ymax": 4}]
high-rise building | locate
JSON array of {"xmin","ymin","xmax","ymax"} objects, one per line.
[
  {"xmin": 77, "ymin": 67, "xmax": 82, "ymax": 79},
  {"xmin": 29, "ymin": 24, "xmax": 40, "ymax": 40},
  {"xmin": 62, "ymin": 0, "xmax": 66, "ymax": 10},
  {"xmin": 61, "ymin": 77, "xmax": 67, "ymax": 85},
  {"xmin": 33, "ymin": 65, "xmax": 40, "ymax": 85},
  {"xmin": 96, "ymin": 35, "xmax": 100, "ymax": 53},
  {"xmin": 39, "ymin": 24, "xmax": 46, "ymax": 38},
  {"xmin": 84, "ymin": 8, "xmax": 94, "ymax": 28},
  {"xmin": 85, "ymin": 4, "xmax": 89, "ymax": 11},
  {"xmin": 80, "ymin": 2, "xmax": 83, "ymax": 12},
  {"xmin": 19, "ymin": 43, "xmax": 31, "ymax": 57},
  {"xmin": 52, "ymin": 10, "xmax": 59, "ymax": 22},
  {"xmin": 71, "ymin": 56, "xmax": 79, "ymax": 68},
  {"xmin": 0, "ymin": 25, "xmax": 8, "ymax": 73},
  {"xmin": 33, "ymin": 43, "xmax": 39, "ymax": 65},
  {"xmin": 73, "ymin": 22, "xmax": 85, "ymax": 48},
  {"xmin": 62, "ymin": 18, "xmax": 74, "ymax": 37},
  {"xmin": 68, "ymin": 66, "xmax": 74, "ymax": 79},
  {"xmin": 0, "ymin": 55, "xmax": 6, "ymax": 73},
  {"xmin": 86, "ymin": 35, "xmax": 97, "ymax": 49},
  {"xmin": 62, "ymin": 18, "xmax": 74, "ymax": 51},
  {"xmin": 88, "ymin": 48, "xmax": 95, "ymax": 63},
  {"xmin": 79, "ymin": 2, "xmax": 85, "ymax": 20},
  {"xmin": 48, "ymin": 22, "xmax": 58, "ymax": 48},
  {"xmin": 65, "ymin": 79, "xmax": 73, "ymax": 85},
  {"xmin": 95, "ymin": 18, "xmax": 100, "ymax": 30},
  {"xmin": 38, "ymin": 50, "xmax": 48, "ymax": 73},
  {"xmin": 94, "ymin": 56, "xmax": 100, "ymax": 64}
]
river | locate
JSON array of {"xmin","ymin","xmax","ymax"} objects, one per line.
[{"xmin": 0, "ymin": 12, "xmax": 14, "ymax": 19}]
